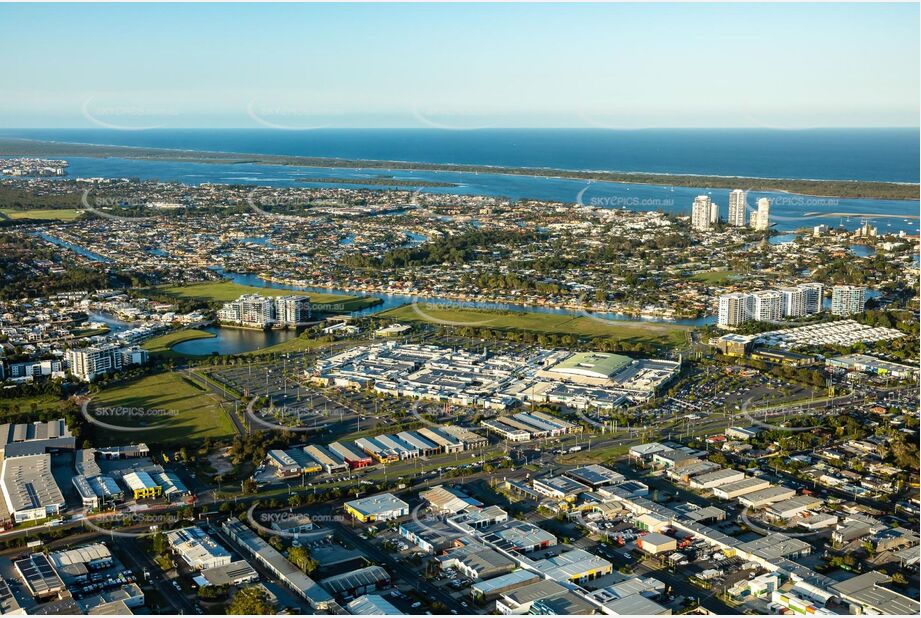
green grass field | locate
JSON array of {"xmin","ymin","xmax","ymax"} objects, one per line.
[
  {"xmin": 691, "ymin": 270, "xmax": 739, "ymax": 284},
  {"xmin": 89, "ymin": 371, "xmax": 235, "ymax": 445},
  {"xmin": 240, "ymin": 335, "xmax": 332, "ymax": 356},
  {"xmin": 142, "ymin": 329, "xmax": 216, "ymax": 356},
  {"xmin": 0, "ymin": 208, "xmax": 83, "ymax": 221},
  {"xmin": 378, "ymin": 304, "xmax": 690, "ymax": 347},
  {"xmin": 151, "ymin": 281, "xmax": 379, "ymax": 312},
  {"xmin": 0, "ymin": 394, "xmax": 70, "ymax": 422}
]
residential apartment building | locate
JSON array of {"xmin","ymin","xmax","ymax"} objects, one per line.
[
  {"xmin": 691, "ymin": 195, "xmax": 718, "ymax": 231},
  {"xmin": 66, "ymin": 344, "xmax": 148, "ymax": 382},
  {"xmin": 751, "ymin": 197, "xmax": 771, "ymax": 231},
  {"xmin": 718, "ymin": 292, "xmax": 754, "ymax": 328},
  {"xmin": 752, "ymin": 290, "xmax": 784, "ymax": 322},
  {"xmin": 727, "ymin": 189, "xmax": 747, "ymax": 227},
  {"xmin": 831, "ymin": 286, "xmax": 866, "ymax": 316},
  {"xmin": 217, "ymin": 294, "xmax": 311, "ymax": 327}
]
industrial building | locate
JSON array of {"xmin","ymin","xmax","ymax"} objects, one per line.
[{"xmin": 344, "ymin": 493, "xmax": 409, "ymax": 523}]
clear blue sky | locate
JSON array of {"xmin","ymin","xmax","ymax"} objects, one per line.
[{"xmin": 0, "ymin": 2, "xmax": 917, "ymax": 128}]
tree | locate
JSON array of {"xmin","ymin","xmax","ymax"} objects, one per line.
[
  {"xmin": 288, "ymin": 546, "xmax": 319, "ymax": 575},
  {"xmin": 227, "ymin": 586, "xmax": 275, "ymax": 615}
]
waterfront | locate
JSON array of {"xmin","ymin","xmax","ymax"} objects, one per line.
[
  {"xmin": 213, "ymin": 269, "xmax": 717, "ymax": 326},
  {"xmin": 170, "ymin": 325, "xmax": 299, "ymax": 355},
  {"xmin": 23, "ymin": 155, "xmax": 921, "ymax": 235}
]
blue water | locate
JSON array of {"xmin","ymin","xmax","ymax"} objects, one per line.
[
  {"xmin": 45, "ymin": 155, "xmax": 921, "ymax": 234},
  {"xmin": 33, "ymin": 232, "xmax": 113, "ymax": 263},
  {"xmin": 2, "ymin": 128, "xmax": 917, "ymax": 182},
  {"xmin": 211, "ymin": 269, "xmax": 716, "ymax": 326},
  {"xmin": 170, "ymin": 325, "xmax": 299, "ymax": 356}
]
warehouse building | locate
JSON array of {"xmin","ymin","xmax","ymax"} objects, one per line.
[
  {"xmin": 564, "ymin": 465, "xmax": 625, "ymax": 490},
  {"xmin": 713, "ymin": 477, "xmax": 771, "ymax": 500},
  {"xmin": 532, "ymin": 475, "xmax": 589, "ymax": 502},
  {"xmin": 533, "ymin": 548, "xmax": 612, "ymax": 584},
  {"xmin": 637, "ymin": 532, "xmax": 678, "ymax": 555},
  {"xmin": 303, "ymin": 445, "xmax": 348, "ymax": 475},
  {"xmin": 495, "ymin": 580, "xmax": 570, "ymax": 615},
  {"xmin": 197, "ymin": 561, "xmax": 259, "ymax": 588},
  {"xmin": 689, "ymin": 468, "xmax": 746, "ymax": 490},
  {"xmin": 319, "ymin": 565, "xmax": 390, "ymax": 598},
  {"xmin": 222, "ymin": 518, "xmax": 333, "ymax": 610},
  {"xmin": 738, "ymin": 485, "xmax": 797, "ymax": 508},
  {"xmin": 420, "ymin": 485, "xmax": 482, "ymax": 514},
  {"xmin": 328, "ymin": 441, "xmax": 373, "ymax": 469},
  {"xmin": 122, "ymin": 470, "xmax": 162, "ymax": 500},
  {"xmin": 346, "ymin": 594, "xmax": 403, "ymax": 615},
  {"xmin": 344, "ymin": 493, "xmax": 409, "ymax": 523},
  {"xmin": 1, "ymin": 453, "xmax": 66, "ymax": 522},
  {"xmin": 166, "ymin": 526, "xmax": 232, "ymax": 571},
  {"xmin": 470, "ymin": 570, "xmax": 541, "ymax": 602},
  {"xmin": 417, "ymin": 427, "xmax": 464, "ymax": 454}
]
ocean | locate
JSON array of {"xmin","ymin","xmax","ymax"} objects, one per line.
[{"xmin": 1, "ymin": 128, "xmax": 918, "ymax": 182}]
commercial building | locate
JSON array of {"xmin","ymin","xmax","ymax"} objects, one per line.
[
  {"xmin": 318, "ymin": 565, "xmax": 390, "ymax": 598},
  {"xmin": 346, "ymin": 594, "xmax": 403, "ymax": 615},
  {"xmin": 826, "ymin": 354, "xmax": 918, "ymax": 379},
  {"xmin": 0, "ymin": 453, "xmax": 66, "ymax": 522},
  {"xmin": 470, "ymin": 570, "xmax": 541, "ymax": 601},
  {"xmin": 328, "ymin": 441, "xmax": 373, "ymax": 469},
  {"xmin": 0, "ymin": 419, "xmax": 74, "ymax": 458},
  {"xmin": 495, "ymin": 580, "xmax": 570, "ymax": 615},
  {"xmin": 122, "ymin": 470, "xmax": 162, "ymax": 500},
  {"xmin": 532, "ymin": 475, "xmax": 590, "ymax": 501},
  {"xmin": 532, "ymin": 547, "xmax": 612, "ymax": 584},
  {"xmin": 831, "ymin": 285, "xmax": 866, "ymax": 316},
  {"xmin": 712, "ymin": 477, "xmax": 771, "ymax": 500},
  {"xmin": 637, "ymin": 532, "xmax": 678, "ymax": 555},
  {"xmin": 303, "ymin": 445, "xmax": 348, "ymax": 475},
  {"xmin": 439, "ymin": 544, "xmax": 516, "ymax": 580},
  {"xmin": 737, "ymin": 485, "xmax": 797, "ymax": 508},
  {"xmin": 166, "ymin": 526, "xmax": 232, "ymax": 571},
  {"xmin": 14, "ymin": 554, "xmax": 66, "ymax": 599},
  {"xmin": 689, "ymin": 468, "xmax": 746, "ymax": 490},
  {"xmin": 222, "ymin": 518, "xmax": 334, "ymax": 610},
  {"xmin": 727, "ymin": 189, "xmax": 747, "ymax": 227},
  {"xmin": 564, "ymin": 465, "xmax": 624, "ymax": 490},
  {"xmin": 198, "ymin": 560, "xmax": 259, "ymax": 588},
  {"xmin": 766, "ymin": 495, "xmax": 823, "ymax": 520},
  {"xmin": 420, "ymin": 485, "xmax": 482, "ymax": 514},
  {"xmin": 344, "ymin": 493, "xmax": 409, "ymax": 523},
  {"xmin": 830, "ymin": 572, "xmax": 920, "ymax": 616}
]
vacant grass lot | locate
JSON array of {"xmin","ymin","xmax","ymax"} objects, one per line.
[
  {"xmin": 151, "ymin": 281, "xmax": 379, "ymax": 312},
  {"xmin": 0, "ymin": 208, "xmax": 83, "ymax": 220},
  {"xmin": 89, "ymin": 371, "xmax": 235, "ymax": 445},
  {"xmin": 690, "ymin": 270, "xmax": 740, "ymax": 284},
  {"xmin": 379, "ymin": 304, "xmax": 690, "ymax": 347}
]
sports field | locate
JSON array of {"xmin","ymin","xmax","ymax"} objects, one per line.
[
  {"xmin": 89, "ymin": 371, "xmax": 235, "ymax": 445},
  {"xmin": 0, "ymin": 208, "xmax": 83, "ymax": 220},
  {"xmin": 378, "ymin": 304, "xmax": 690, "ymax": 347},
  {"xmin": 151, "ymin": 281, "xmax": 379, "ymax": 312}
]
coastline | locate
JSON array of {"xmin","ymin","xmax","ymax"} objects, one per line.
[{"xmin": 0, "ymin": 137, "xmax": 917, "ymax": 201}]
